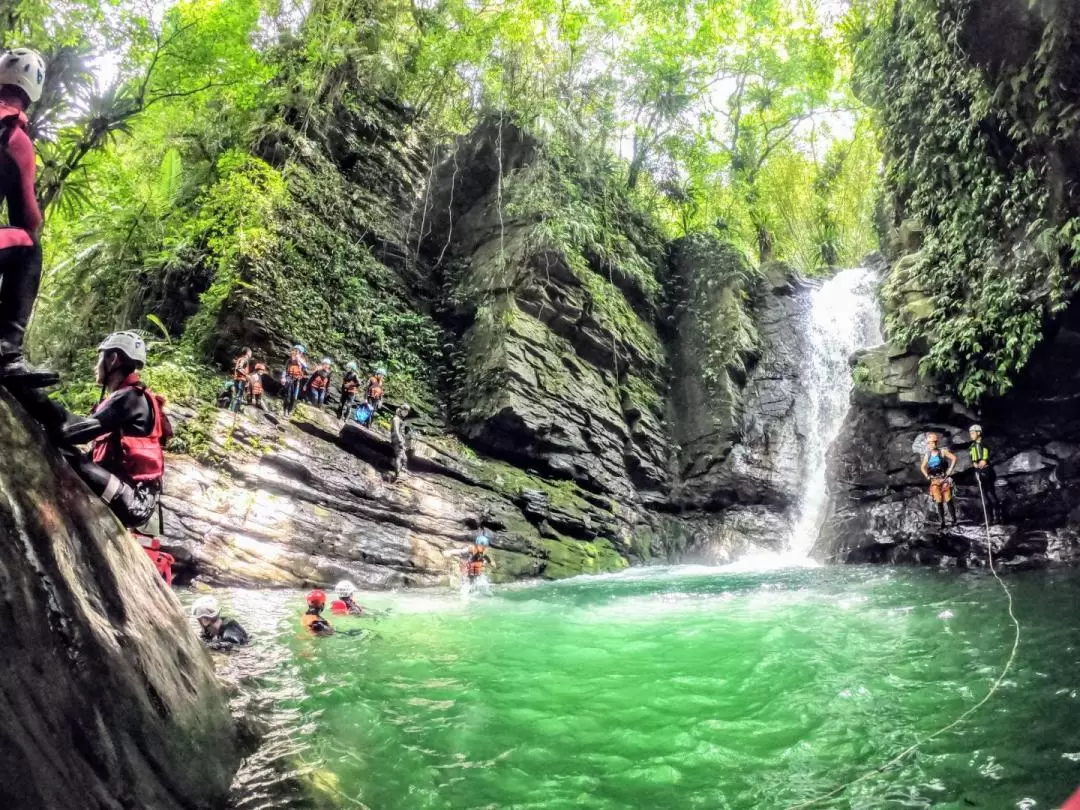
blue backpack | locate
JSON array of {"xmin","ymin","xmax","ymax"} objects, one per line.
[{"xmin": 354, "ymin": 402, "xmax": 374, "ymax": 425}]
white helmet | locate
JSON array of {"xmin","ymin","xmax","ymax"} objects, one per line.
[
  {"xmin": 0, "ymin": 49, "xmax": 46, "ymax": 104},
  {"xmin": 98, "ymin": 330, "xmax": 147, "ymax": 367},
  {"xmin": 191, "ymin": 595, "xmax": 220, "ymax": 620},
  {"xmin": 969, "ymin": 424, "xmax": 983, "ymax": 433},
  {"xmin": 335, "ymin": 580, "xmax": 356, "ymax": 598}
]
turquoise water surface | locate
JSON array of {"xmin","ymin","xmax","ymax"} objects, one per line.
[{"xmin": 213, "ymin": 565, "xmax": 1080, "ymax": 809}]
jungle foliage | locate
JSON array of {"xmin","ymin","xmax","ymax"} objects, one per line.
[
  {"xmin": 4, "ymin": 0, "xmax": 880, "ymax": 405},
  {"xmin": 851, "ymin": 0, "xmax": 1080, "ymax": 402}
]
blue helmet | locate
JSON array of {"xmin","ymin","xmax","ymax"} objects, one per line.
[
  {"xmin": 293, "ymin": 344, "xmax": 306, "ymax": 353},
  {"xmin": 375, "ymin": 366, "xmax": 387, "ymax": 376},
  {"xmin": 321, "ymin": 357, "xmax": 332, "ymax": 365},
  {"xmin": 476, "ymin": 535, "xmax": 490, "ymax": 547},
  {"xmin": 346, "ymin": 361, "xmax": 357, "ymax": 371}
]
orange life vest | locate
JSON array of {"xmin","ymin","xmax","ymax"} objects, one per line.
[
  {"xmin": 310, "ymin": 371, "xmax": 329, "ymax": 390},
  {"xmin": 91, "ymin": 376, "xmax": 171, "ymax": 483},
  {"xmin": 367, "ymin": 375, "xmax": 384, "ymax": 399},
  {"xmin": 465, "ymin": 545, "xmax": 488, "ymax": 577},
  {"xmin": 342, "ymin": 374, "xmax": 360, "ymax": 394},
  {"xmin": 233, "ymin": 355, "xmax": 250, "ymax": 381},
  {"xmin": 248, "ymin": 372, "xmax": 263, "ymax": 396},
  {"xmin": 286, "ymin": 356, "xmax": 305, "ymax": 379}
]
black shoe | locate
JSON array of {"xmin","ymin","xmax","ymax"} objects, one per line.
[{"xmin": 1, "ymin": 356, "xmax": 59, "ymax": 388}]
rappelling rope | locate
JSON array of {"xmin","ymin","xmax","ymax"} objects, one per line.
[{"xmin": 783, "ymin": 474, "xmax": 1021, "ymax": 809}]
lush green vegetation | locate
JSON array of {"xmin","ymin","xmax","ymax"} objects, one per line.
[
  {"xmin": 849, "ymin": 0, "xmax": 1080, "ymax": 402},
  {"xmin": 4, "ymin": 0, "xmax": 880, "ymax": 409}
]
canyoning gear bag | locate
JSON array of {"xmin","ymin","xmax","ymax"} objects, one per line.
[
  {"xmin": 91, "ymin": 379, "xmax": 172, "ymax": 483},
  {"xmin": 354, "ymin": 401, "xmax": 374, "ymax": 425}
]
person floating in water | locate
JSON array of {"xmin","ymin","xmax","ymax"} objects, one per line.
[
  {"xmin": 338, "ymin": 361, "xmax": 360, "ymax": 420},
  {"xmin": 389, "ymin": 402, "xmax": 410, "ymax": 482},
  {"xmin": 968, "ymin": 424, "xmax": 1002, "ymax": 523},
  {"xmin": 191, "ymin": 595, "xmax": 249, "ymax": 650},
  {"xmin": 0, "ymin": 49, "xmax": 56, "ymax": 387},
  {"xmin": 301, "ymin": 590, "xmax": 335, "ymax": 636},
  {"xmin": 330, "ymin": 580, "xmax": 366, "ymax": 615},
  {"xmin": 230, "ymin": 347, "xmax": 252, "ymax": 412},
  {"xmin": 461, "ymin": 534, "xmax": 496, "ymax": 586},
  {"xmin": 920, "ymin": 432, "xmax": 958, "ymax": 529},
  {"xmin": 281, "ymin": 344, "xmax": 308, "ymax": 417}
]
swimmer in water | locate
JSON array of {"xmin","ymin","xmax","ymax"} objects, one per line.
[{"xmin": 301, "ymin": 590, "xmax": 335, "ymax": 636}]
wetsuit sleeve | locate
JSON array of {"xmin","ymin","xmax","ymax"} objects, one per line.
[
  {"xmin": 221, "ymin": 620, "xmax": 249, "ymax": 646},
  {"xmin": 62, "ymin": 390, "xmax": 150, "ymax": 445},
  {"xmin": 3, "ymin": 127, "xmax": 42, "ymax": 236}
]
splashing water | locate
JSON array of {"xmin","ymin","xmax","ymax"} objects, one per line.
[{"xmin": 788, "ymin": 267, "xmax": 882, "ymax": 556}]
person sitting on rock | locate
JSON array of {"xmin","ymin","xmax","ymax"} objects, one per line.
[
  {"xmin": 281, "ymin": 344, "xmax": 308, "ymax": 417},
  {"xmin": 248, "ymin": 363, "xmax": 266, "ymax": 409},
  {"xmin": 338, "ymin": 361, "xmax": 361, "ymax": 420},
  {"xmin": 43, "ymin": 331, "xmax": 172, "ymax": 530},
  {"xmin": 330, "ymin": 580, "xmax": 367, "ymax": 615},
  {"xmin": 191, "ymin": 595, "xmax": 249, "ymax": 650},
  {"xmin": 229, "ymin": 347, "xmax": 252, "ymax": 412},
  {"xmin": 305, "ymin": 358, "xmax": 332, "ymax": 408},
  {"xmin": 389, "ymin": 402, "xmax": 410, "ymax": 482},
  {"xmin": 366, "ymin": 366, "xmax": 386, "ymax": 414},
  {"xmin": 968, "ymin": 424, "xmax": 1002, "ymax": 523},
  {"xmin": 920, "ymin": 432, "xmax": 958, "ymax": 529},
  {"xmin": 0, "ymin": 49, "xmax": 57, "ymax": 387},
  {"xmin": 301, "ymin": 590, "xmax": 335, "ymax": 636}
]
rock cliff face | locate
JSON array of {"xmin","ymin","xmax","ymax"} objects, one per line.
[
  {"xmin": 0, "ymin": 390, "xmax": 238, "ymax": 809},
  {"xmin": 817, "ymin": 306, "xmax": 1080, "ymax": 568}
]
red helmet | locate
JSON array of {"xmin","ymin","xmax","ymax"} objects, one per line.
[{"xmin": 307, "ymin": 589, "xmax": 326, "ymax": 607}]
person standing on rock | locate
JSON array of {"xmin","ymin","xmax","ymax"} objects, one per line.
[
  {"xmin": 192, "ymin": 596, "xmax": 249, "ymax": 650},
  {"xmin": 338, "ymin": 361, "xmax": 361, "ymax": 420},
  {"xmin": 0, "ymin": 49, "xmax": 57, "ymax": 387},
  {"xmin": 920, "ymin": 432, "xmax": 958, "ymax": 529},
  {"xmin": 229, "ymin": 347, "xmax": 252, "ymax": 412},
  {"xmin": 366, "ymin": 366, "xmax": 386, "ymax": 415},
  {"xmin": 281, "ymin": 344, "xmax": 308, "ymax": 417},
  {"xmin": 389, "ymin": 402, "xmax": 410, "ymax": 482},
  {"xmin": 248, "ymin": 362, "xmax": 266, "ymax": 409},
  {"xmin": 968, "ymin": 424, "xmax": 1002, "ymax": 523},
  {"xmin": 306, "ymin": 358, "xmax": 332, "ymax": 408}
]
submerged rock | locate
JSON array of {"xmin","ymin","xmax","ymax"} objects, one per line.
[{"xmin": 0, "ymin": 390, "xmax": 238, "ymax": 809}]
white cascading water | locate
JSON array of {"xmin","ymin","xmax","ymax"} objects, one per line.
[{"xmin": 788, "ymin": 267, "xmax": 883, "ymax": 557}]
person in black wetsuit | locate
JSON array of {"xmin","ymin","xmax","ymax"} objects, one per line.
[
  {"xmin": 968, "ymin": 424, "xmax": 1002, "ymax": 523},
  {"xmin": 191, "ymin": 595, "xmax": 249, "ymax": 650},
  {"xmin": 338, "ymin": 361, "xmax": 360, "ymax": 420},
  {"xmin": 0, "ymin": 49, "xmax": 56, "ymax": 386},
  {"xmin": 27, "ymin": 331, "xmax": 171, "ymax": 528}
]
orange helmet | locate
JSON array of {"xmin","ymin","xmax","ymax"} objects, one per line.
[{"xmin": 307, "ymin": 589, "xmax": 326, "ymax": 608}]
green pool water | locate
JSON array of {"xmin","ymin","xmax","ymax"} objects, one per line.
[{"xmin": 219, "ymin": 565, "xmax": 1080, "ymax": 809}]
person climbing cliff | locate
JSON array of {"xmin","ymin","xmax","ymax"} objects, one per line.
[
  {"xmin": 191, "ymin": 596, "xmax": 249, "ymax": 650},
  {"xmin": 366, "ymin": 366, "xmax": 386, "ymax": 414},
  {"xmin": 306, "ymin": 358, "xmax": 332, "ymax": 408},
  {"xmin": 248, "ymin": 363, "xmax": 266, "ymax": 409},
  {"xmin": 920, "ymin": 432, "xmax": 958, "ymax": 529},
  {"xmin": 389, "ymin": 402, "xmax": 410, "ymax": 482},
  {"xmin": 301, "ymin": 590, "xmax": 335, "ymax": 636},
  {"xmin": 338, "ymin": 361, "xmax": 360, "ymax": 420},
  {"xmin": 968, "ymin": 424, "xmax": 1002, "ymax": 523},
  {"xmin": 281, "ymin": 344, "xmax": 308, "ymax": 417},
  {"xmin": 33, "ymin": 331, "xmax": 173, "ymax": 530},
  {"xmin": 0, "ymin": 49, "xmax": 56, "ymax": 387},
  {"xmin": 230, "ymin": 347, "xmax": 252, "ymax": 412}
]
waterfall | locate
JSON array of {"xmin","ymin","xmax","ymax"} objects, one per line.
[{"xmin": 788, "ymin": 267, "xmax": 882, "ymax": 556}]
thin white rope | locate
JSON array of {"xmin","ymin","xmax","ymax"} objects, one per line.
[{"xmin": 783, "ymin": 472, "xmax": 1021, "ymax": 809}]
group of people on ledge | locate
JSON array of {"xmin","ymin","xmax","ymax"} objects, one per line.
[
  {"xmin": 228, "ymin": 345, "xmax": 390, "ymax": 423},
  {"xmin": 919, "ymin": 424, "xmax": 1002, "ymax": 529}
]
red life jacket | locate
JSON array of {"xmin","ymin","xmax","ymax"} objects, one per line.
[
  {"xmin": 342, "ymin": 374, "xmax": 359, "ymax": 394},
  {"xmin": 248, "ymin": 372, "xmax": 264, "ymax": 396},
  {"xmin": 367, "ymin": 375, "xmax": 384, "ymax": 399},
  {"xmin": 310, "ymin": 371, "xmax": 329, "ymax": 390},
  {"xmin": 465, "ymin": 546, "xmax": 488, "ymax": 577},
  {"xmin": 330, "ymin": 599, "xmax": 349, "ymax": 615},
  {"xmin": 91, "ymin": 375, "xmax": 171, "ymax": 484},
  {"xmin": 233, "ymin": 355, "xmax": 250, "ymax": 380}
]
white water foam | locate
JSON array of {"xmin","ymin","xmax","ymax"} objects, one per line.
[{"xmin": 788, "ymin": 267, "xmax": 882, "ymax": 557}]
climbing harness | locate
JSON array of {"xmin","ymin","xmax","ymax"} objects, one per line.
[{"xmin": 784, "ymin": 474, "xmax": 1021, "ymax": 809}]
